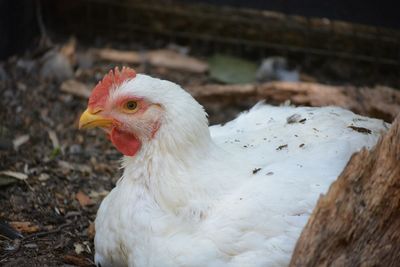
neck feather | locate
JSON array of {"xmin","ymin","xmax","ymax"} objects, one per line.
[{"xmin": 118, "ymin": 99, "xmax": 222, "ymax": 215}]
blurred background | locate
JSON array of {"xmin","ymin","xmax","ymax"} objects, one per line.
[
  {"xmin": 2, "ymin": 0, "xmax": 400, "ymax": 86},
  {"xmin": 0, "ymin": 0, "xmax": 399, "ymax": 266}
]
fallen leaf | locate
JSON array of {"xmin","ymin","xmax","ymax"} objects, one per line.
[
  {"xmin": 76, "ymin": 191, "xmax": 95, "ymax": 207},
  {"xmin": 89, "ymin": 190, "xmax": 109, "ymax": 199},
  {"xmin": 60, "ymin": 79, "xmax": 92, "ymax": 99},
  {"xmin": 23, "ymin": 243, "xmax": 38, "ymax": 249},
  {"xmin": 9, "ymin": 221, "xmax": 40, "ymax": 234},
  {"xmin": 83, "ymin": 241, "xmax": 92, "ymax": 253},
  {"xmin": 58, "ymin": 160, "xmax": 92, "ymax": 174},
  {"xmin": 38, "ymin": 173, "xmax": 50, "ymax": 181},
  {"xmin": 47, "ymin": 130, "xmax": 60, "ymax": 149},
  {"xmin": 58, "ymin": 160, "xmax": 74, "ymax": 171},
  {"xmin": 74, "ymin": 242, "xmax": 85, "ymax": 254},
  {"xmin": 13, "ymin": 135, "xmax": 30, "ymax": 150},
  {"xmin": 93, "ymin": 162, "xmax": 115, "ymax": 173},
  {"xmin": 87, "ymin": 222, "xmax": 96, "ymax": 240},
  {"xmin": 74, "ymin": 163, "xmax": 92, "ymax": 173},
  {"xmin": 209, "ymin": 54, "xmax": 257, "ymax": 84},
  {"xmin": 0, "ymin": 171, "xmax": 28, "ymax": 180}
]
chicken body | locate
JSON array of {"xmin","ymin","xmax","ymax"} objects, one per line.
[{"xmin": 80, "ymin": 71, "xmax": 387, "ymax": 267}]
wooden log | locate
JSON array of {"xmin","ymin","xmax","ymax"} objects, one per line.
[
  {"xmin": 92, "ymin": 48, "xmax": 209, "ymax": 73},
  {"xmin": 188, "ymin": 82, "xmax": 400, "ymax": 122},
  {"xmin": 289, "ymin": 114, "xmax": 400, "ymax": 266}
]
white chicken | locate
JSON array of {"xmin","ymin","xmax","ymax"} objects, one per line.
[{"xmin": 79, "ymin": 67, "xmax": 388, "ymax": 267}]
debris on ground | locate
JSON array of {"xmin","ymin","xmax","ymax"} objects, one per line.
[
  {"xmin": 0, "ymin": 37, "xmax": 399, "ymax": 266},
  {"xmin": 256, "ymin": 57, "xmax": 299, "ymax": 82},
  {"xmin": 40, "ymin": 50, "xmax": 74, "ymax": 82},
  {"xmin": 208, "ymin": 54, "xmax": 258, "ymax": 84}
]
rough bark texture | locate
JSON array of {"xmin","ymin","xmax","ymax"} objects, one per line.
[
  {"xmin": 289, "ymin": 114, "xmax": 400, "ymax": 267},
  {"xmin": 188, "ymin": 82, "xmax": 400, "ymax": 122}
]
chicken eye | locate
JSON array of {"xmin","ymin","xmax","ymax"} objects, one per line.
[{"xmin": 125, "ymin": 101, "xmax": 138, "ymax": 111}]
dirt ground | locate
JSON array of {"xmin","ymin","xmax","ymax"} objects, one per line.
[
  {"xmin": 0, "ymin": 48, "xmax": 216, "ymax": 266},
  {"xmin": 0, "ymin": 39, "xmax": 398, "ymax": 266}
]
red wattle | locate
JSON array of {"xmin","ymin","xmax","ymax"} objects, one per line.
[{"xmin": 110, "ymin": 128, "xmax": 141, "ymax": 156}]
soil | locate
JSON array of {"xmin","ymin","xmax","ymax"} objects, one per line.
[
  {"xmin": 0, "ymin": 39, "xmax": 398, "ymax": 266},
  {"xmin": 0, "ymin": 50, "xmax": 220, "ymax": 266}
]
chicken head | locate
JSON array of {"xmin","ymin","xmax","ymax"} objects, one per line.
[{"xmin": 79, "ymin": 67, "xmax": 162, "ymax": 156}]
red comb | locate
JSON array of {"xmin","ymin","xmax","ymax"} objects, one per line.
[{"xmin": 88, "ymin": 66, "xmax": 136, "ymax": 110}]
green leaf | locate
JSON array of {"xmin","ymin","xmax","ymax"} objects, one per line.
[
  {"xmin": 50, "ymin": 147, "xmax": 61, "ymax": 159},
  {"xmin": 208, "ymin": 54, "xmax": 257, "ymax": 84}
]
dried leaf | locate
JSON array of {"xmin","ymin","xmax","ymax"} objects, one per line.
[
  {"xmin": 38, "ymin": 173, "xmax": 50, "ymax": 181},
  {"xmin": 23, "ymin": 243, "xmax": 38, "ymax": 249},
  {"xmin": 74, "ymin": 163, "xmax": 92, "ymax": 173},
  {"xmin": 75, "ymin": 191, "xmax": 94, "ymax": 207},
  {"xmin": 74, "ymin": 242, "xmax": 85, "ymax": 254},
  {"xmin": 89, "ymin": 190, "xmax": 109, "ymax": 200},
  {"xmin": 58, "ymin": 160, "xmax": 74, "ymax": 171},
  {"xmin": 58, "ymin": 161, "xmax": 91, "ymax": 174},
  {"xmin": 0, "ymin": 171, "xmax": 28, "ymax": 180},
  {"xmin": 87, "ymin": 222, "xmax": 96, "ymax": 240},
  {"xmin": 13, "ymin": 135, "xmax": 30, "ymax": 150},
  {"xmin": 47, "ymin": 130, "xmax": 60, "ymax": 149},
  {"xmin": 9, "ymin": 221, "xmax": 40, "ymax": 234},
  {"xmin": 83, "ymin": 241, "xmax": 92, "ymax": 254}
]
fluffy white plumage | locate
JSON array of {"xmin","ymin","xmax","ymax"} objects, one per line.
[{"xmin": 89, "ymin": 74, "xmax": 388, "ymax": 267}]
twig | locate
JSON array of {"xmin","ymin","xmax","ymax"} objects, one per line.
[
  {"xmin": 35, "ymin": 0, "xmax": 52, "ymax": 48},
  {"xmin": 22, "ymin": 221, "xmax": 72, "ymax": 241},
  {"xmin": 0, "ymin": 221, "xmax": 73, "ymax": 261}
]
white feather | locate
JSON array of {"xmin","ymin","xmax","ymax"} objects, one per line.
[{"xmin": 93, "ymin": 75, "xmax": 388, "ymax": 267}]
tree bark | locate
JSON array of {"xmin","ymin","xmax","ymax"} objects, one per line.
[{"xmin": 289, "ymin": 114, "xmax": 400, "ymax": 266}]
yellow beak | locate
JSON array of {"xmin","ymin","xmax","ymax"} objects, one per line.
[{"xmin": 79, "ymin": 109, "xmax": 113, "ymax": 129}]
